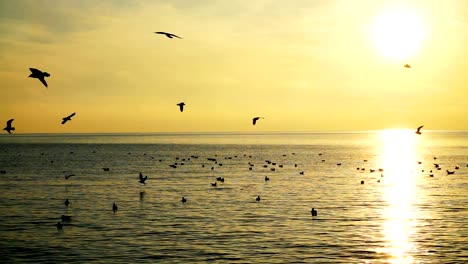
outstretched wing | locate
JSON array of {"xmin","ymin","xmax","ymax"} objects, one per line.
[
  {"xmin": 417, "ymin": 125, "xmax": 423, "ymax": 132},
  {"xmin": 29, "ymin": 68, "xmax": 42, "ymax": 74},
  {"xmin": 170, "ymin": 33, "xmax": 182, "ymax": 39},
  {"xmin": 252, "ymin": 118, "xmax": 258, "ymax": 125},
  {"xmin": 6, "ymin": 119, "xmax": 14, "ymax": 127},
  {"xmin": 67, "ymin": 113, "xmax": 76, "ymax": 119},
  {"xmin": 39, "ymin": 77, "xmax": 48, "ymax": 88}
]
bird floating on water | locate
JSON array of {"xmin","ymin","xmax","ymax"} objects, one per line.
[
  {"xmin": 256, "ymin": 196, "xmax": 261, "ymax": 202},
  {"xmin": 29, "ymin": 68, "xmax": 50, "ymax": 88},
  {"xmin": 3, "ymin": 119, "xmax": 15, "ymax": 134},
  {"xmin": 177, "ymin": 102, "xmax": 185, "ymax": 112},
  {"xmin": 62, "ymin": 113, "xmax": 76, "ymax": 125},
  {"xmin": 415, "ymin": 125, "xmax": 423, "ymax": 135},
  {"xmin": 252, "ymin": 117, "xmax": 264, "ymax": 125},
  {"xmin": 112, "ymin": 203, "xmax": 118, "ymax": 212},
  {"xmin": 311, "ymin": 208, "xmax": 318, "ymax": 216},
  {"xmin": 154, "ymin": 32, "xmax": 182, "ymax": 39},
  {"xmin": 64, "ymin": 199, "xmax": 70, "ymax": 206},
  {"xmin": 181, "ymin": 197, "xmax": 187, "ymax": 203}
]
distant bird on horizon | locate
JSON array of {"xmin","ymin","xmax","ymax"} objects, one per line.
[
  {"xmin": 177, "ymin": 102, "xmax": 185, "ymax": 112},
  {"xmin": 252, "ymin": 117, "xmax": 264, "ymax": 125},
  {"xmin": 29, "ymin": 68, "xmax": 50, "ymax": 88},
  {"xmin": 62, "ymin": 113, "xmax": 76, "ymax": 125},
  {"xmin": 154, "ymin": 32, "xmax": 182, "ymax": 39},
  {"xmin": 3, "ymin": 119, "xmax": 15, "ymax": 134},
  {"xmin": 415, "ymin": 125, "xmax": 423, "ymax": 135},
  {"xmin": 139, "ymin": 172, "xmax": 148, "ymax": 184},
  {"xmin": 404, "ymin": 64, "xmax": 411, "ymax": 68}
]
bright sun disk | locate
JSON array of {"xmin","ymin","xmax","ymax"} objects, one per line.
[{"xmin": 371, "ymin": 8, "xmax": 427, "ymax": 61}]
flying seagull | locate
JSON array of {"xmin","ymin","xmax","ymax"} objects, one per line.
[
  {"xmin": 154, "ymin": 32, "xmax": 182, "ymax": 39},
  {"xmin": 29, "ymin": 68, "xmax": 50, "ymax": 88},
  {"xmin": 415, "ymin": 125, "xmax": 423, "ymax": 135},
  {"xmin": 252, "ymin": 117, "xmax": 264, "ymax": 125},
  {"xmin": 404, "ymin": 64, "xmax": 411, "ymax": 68},
  {"xmin": 3, "ymin": 119, "xmax": 14, "ymax": 134},
  {"xmin": 139, "ymin": 172, "xmax": 148, "ymax": 184},
  {"xmin": 62, "ymin": 113, "xmax": 76, "ymax": 125},
  {"xmin": 177, "ymin": 102, "xmax": 185, "ymax": 112}
]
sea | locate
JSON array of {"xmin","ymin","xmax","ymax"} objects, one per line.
[{"xmin": 0, "ymin": 131, "xmax": 466, "ymax": 263}]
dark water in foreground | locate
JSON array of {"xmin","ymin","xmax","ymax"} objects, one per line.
[{"xmin": 0, "ymin": 132, "xmax": 467, "ymax": 263}]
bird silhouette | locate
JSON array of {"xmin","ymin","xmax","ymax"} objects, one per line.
[
  {"xmin": 311, "ymin": 208, "xmax": 318, "ymax": 216},
  {"xmin": 154, "ymin": 32, "xmax": 182, "ymax": 39},
  {"xmin": 139, "ymin": 172, "xmax": 148, "ymax": 184},
  {"xmin": 64, "ymin": 199, "xmax": 70, "ymax": 206},
  {"xmin": 112, "ymin": 203, "xmax": 118, "ymax": 212},
  {"xmin": 3, "ymin": 119, "xmax": 14, "ymax": 134},
  {"xmin": 252, "ymin": 117, "xmax": 264, "ymax": 125},
  {"xmin": 404, "ymin": 64, "xmax": 411, "ymax": 68},
  {"xmin": 29, "ymin": 68, "xmax": 50, "ymax": 88},
  {"xmin": 181, "ymin": 197, "xmax": 187, "ymax": 203},
  {"xmin": 177, "ymin": 102, "xmax": 185, "ymax": 112},
  {"xmin": 256, "ymin": 196, "xmax": 261, "ymax": 202},
  {"xmin": 62, "ymin": 113, "xmax": 76, "ymax": 124},
  {"xmin": 415, "ymin": 125, "xmax": 423, "ymax": 135}
]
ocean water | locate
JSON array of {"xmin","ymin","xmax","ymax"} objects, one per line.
[{"xmin": 0, "ymin": 131, "xmax": 467, "ymax": 263}]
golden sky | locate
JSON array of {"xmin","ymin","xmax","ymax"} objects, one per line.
[{"xmin": 0, "ymin": 0, "xmax": 467, "ymax": 133}]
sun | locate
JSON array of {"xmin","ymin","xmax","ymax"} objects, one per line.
[{"xmin": 370, "ymin": 7, "xmax": 427, "ymax": 61}]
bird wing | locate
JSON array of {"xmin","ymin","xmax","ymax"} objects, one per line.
[
  {"xmin": 39, "ymin": 77, "xmax": 48, "ymax": 88},
  {"xmin": 417, "ymin": 125, "xmax": 423, "ymax": 132},
  {"xmin": 29, "ymin": 68, "xmax": 41, "ymax": 74},
  {"xmin": 252, "ymin": 118, "xmax": 257, "ymax": 125},
  {"xmin": 61, "ymin": 118, "xmax": 67, "ymax": 125},
  {"xmin": 67, "ymin": 113, "xmax": 76, "ymax": 118},
  {"xmin": 139, "ymin": 172, "xmax": 143, "ymax": 180},
  {"xmin": 154, "ymin": 32, "xmax": 166, "ymax": 34},
  {"xmin": 6, "ymin": 119, "xmax": 14, "ymax": 127},
  {"xmin": 170, "ymin": 34, "xmax": 182, "ymax": 39}
]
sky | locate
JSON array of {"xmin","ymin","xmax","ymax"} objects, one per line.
[{"xmin": 0, "ymin": 0, "xmax": 467, "ymax": 133}]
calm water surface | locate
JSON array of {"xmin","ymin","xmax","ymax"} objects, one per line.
[{"xmin": 0, "ymin": 131, "xmax": 467, "ymax": 263}]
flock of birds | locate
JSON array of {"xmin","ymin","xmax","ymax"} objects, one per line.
[
  {"xmin": 1, "ymin": 31, "xmax": 417, "ymax": 134},
  {"xmin": 1, "ymin": 32, "xmax": 266, "ymax": 134},
  {"xmin": 49, "ymin": 139, "xmax": 467, "ymax": 232}
]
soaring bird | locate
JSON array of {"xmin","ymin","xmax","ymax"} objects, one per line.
[
  {"xmin": 252, "ymin": 117, "xmax": 264, "ymax": 125},
  {"xmin": 404, "ymin": 64, "xmax": 411, "ymax": 68},
  {"xmin": 29, "ymin": 68, "xmax": 50, "ymax": 88},
  {"xmin": 139, "ymin": 172, "xmax": 148, "ymax": 184},
  {"xmin": 154, "ymin": 32, "xmax": 182, "ymax": 39},
  {"xmin": 177, "ymin": 102, "xmax": 185, "ymax": 112},
  {"xmin": 62, "ymin": 113, "xmax": 76, "ymax": 125},
  {"xmin": 3, "ymin": 119, "xmax": 14, "ymax": 134},
  {"xmin": 415, "ymin": 125, "xmax": 423, "ymax": 135}
]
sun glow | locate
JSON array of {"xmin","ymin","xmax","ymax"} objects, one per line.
[{"xmin": 371, "ymin": 8, "xmax": 427, "ymax": 61}]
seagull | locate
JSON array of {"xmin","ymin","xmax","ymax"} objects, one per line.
[
  {"xmin": 29, "ymin": 68, "xmax": 50, "ymax": 88},
  {"xmin": 311, "ymin": 208, "xmax": 318, "ymax": 216},
  {"xmin": 62, "ymin": 113, "xmax": 76, "ymax": 125},
  {"xmin": 154, "ymin": 32, "xmax": 182, "ymax": 39},
  {"xmin": 252, "ymin": 117, "xmax": 264, "ymax": 125},
  {"xmin": 3, "ymin": 119, "xmax": 15, "ymax": 134},
  {"xmin": 177, "ymin": 102, "xmax": 185, "ymax": 112},
  {"xmin": 415, "ymin": 125, "xmax": 423, "ymax": 135},
  {"xmin": 404, "ymin": 64, "xmax": 411, "ymax": 68},
  {"xmin": 139, "ymin": 172, "xmax": 148, "ymax": 184},
  {"xmin": 64, "ymin": 173, "xmax": 75, "ymax": 179}
]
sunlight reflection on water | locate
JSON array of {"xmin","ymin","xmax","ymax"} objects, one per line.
[{"xmin": 379, "ymin": 130, "xmax": 418, "ymax": 263}]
